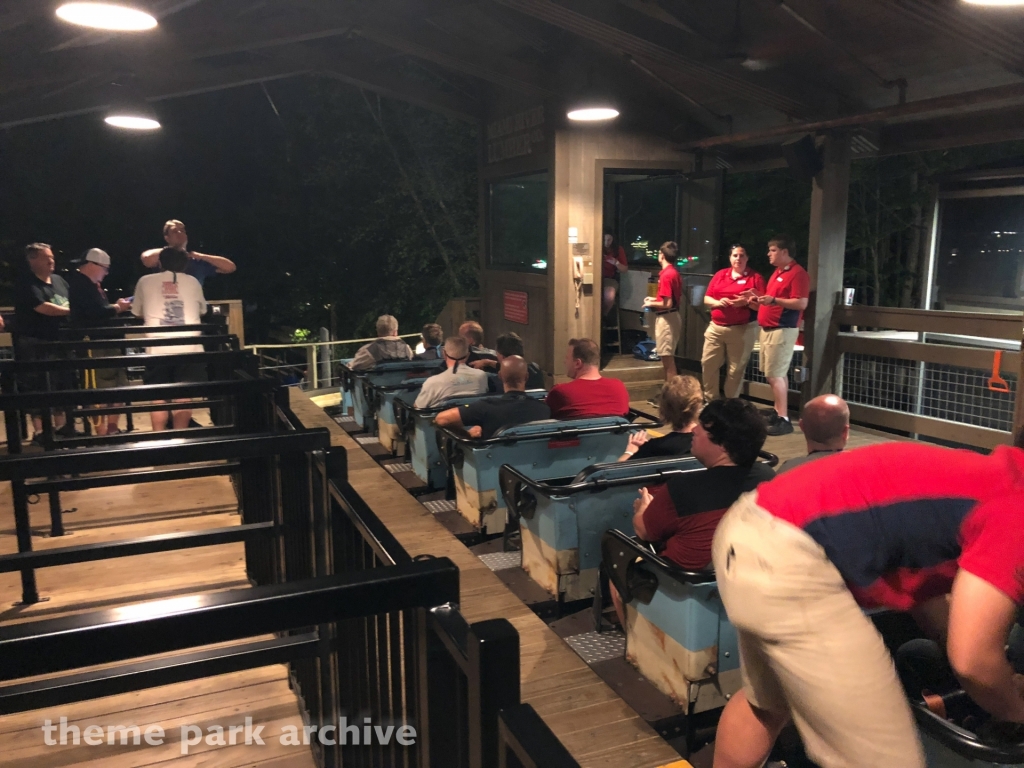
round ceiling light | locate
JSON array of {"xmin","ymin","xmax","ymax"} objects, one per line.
[
  {"xmin": 962, "ymin": 0, "xmax": 1024, "ymax": 4},
  {"xmin": 56, "ymin": 3, "xmax": 157, "ymax": 31},
  {"xmin": 566, "ymin": 107, "xmax": 620, "ymax": 122},
  {"xmin": 104, "ymin": 114, "xmax": 160, "ymax": 130}
]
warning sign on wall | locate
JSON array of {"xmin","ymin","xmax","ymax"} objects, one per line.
[{"xmin": 503, "ymin": 290, "xmax": 529, "ymax": 324}]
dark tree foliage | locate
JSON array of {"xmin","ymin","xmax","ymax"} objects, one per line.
[
  {"xmin": 0, "ymin": 79, "xmax": 478, "ymax": 342},
  {"xmin": 723, "ymin": 141, "xmax": 1024, "ymax": 307}
]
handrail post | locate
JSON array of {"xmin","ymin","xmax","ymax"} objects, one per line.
[
  {"xmin": 11, "ymin": 479, "xmax": 40, "ymax": 605},
  {"xmin": 468, "ymin": 619, "xmax": 520, "ymax": 768}
]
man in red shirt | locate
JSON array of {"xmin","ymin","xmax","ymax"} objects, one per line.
[
  {"xmin": 546, "ymin": 338, "xmax": 629, "ymax": 419},
  {"xmin": 755, "ymin": 235, "xmax": 809, "ymax": 436},
  {"xmin": 643, "ymin": 242, "xmax": 683, "ymax": 380},
  {"xmin": 711, "ymin": 434, "xmax": 1024, "ymax": 768},
  {"xmin": 608, "ymin": 399, "xmax": 772, "ymax": 628},
  {"xmin": 702, "ymin": 245, "xmax": 766, "ymax": 400}
]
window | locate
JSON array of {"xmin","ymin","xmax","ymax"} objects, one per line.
[
  {"xmin": 489, "ymin": 173, "xmax": 548, "ymax": 273},
  {"xmin": 936, "ymin": 196, "xmax": 1024, "ymax": 311},
  {"xmin": 616, "ymin": 176, "xmax": 676, "ymax": 266}
]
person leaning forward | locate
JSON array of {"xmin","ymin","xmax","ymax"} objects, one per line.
[
  {"xmin": 710, "ymin": 432, "xmax": 1024, "ymax": 768},
  {"xmin": 434, "ymin": 356, "xmax": 550, "ymax": 439},
  {"xmin": 701, "ymin": 244, "xmax": 764, "ymax": 401}
]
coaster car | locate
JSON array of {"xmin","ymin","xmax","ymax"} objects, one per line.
[
  {"xmin": 499, "ymin": 451, "xmax": 778, "ymax": 602},
  {"xmin": 893, "ymin": 639, "xmax": 1024, "ymax": 767},
  {"xmin": 394, "ymin": 389, "xmax": 547, "ymax": 490},
  {"xmin": 602, "ymin": 529, "xmax": 740, "ymax": 716},
  {"xmin": 437, "ymin": 409, "xmax": 659, "ymax": 535},
  {"xmin": 339, "ymin": 359, "xmax": 443, "ymax": 432}
]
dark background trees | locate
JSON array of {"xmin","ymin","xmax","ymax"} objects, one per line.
[
  {"xmin": 723, "ymin": 141, "xmax": 1024, "ymax": 308},
  {"xmin": 0, "ymin": 79, "xmax": 478, "ymax": 343}
]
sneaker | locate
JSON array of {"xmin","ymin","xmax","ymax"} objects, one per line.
[{"xmin": 766, "ymin": 416, "xmax": 794, "ymax": 437}]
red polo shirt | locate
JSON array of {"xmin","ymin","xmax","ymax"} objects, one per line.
[
  {"xmin": 756, "ymin": 444, "xmax": 1024, "ymax": 610},
  {"xmin": 706, "ymin": 267, "xmax": 766, "ymax": 326},
  {"xmin": 757, "ymin": 261, "xmax": 809, "ymax": 329},
  {"xmin": 602, "ymin": 246, "xmax": 627, "ymax": 279},
  {"xmin": 657, "ymin": 263, "xmax": 682, "ymax": 311}
]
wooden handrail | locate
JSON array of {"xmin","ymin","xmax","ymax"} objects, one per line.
[
  {"xmin": 834, "ymin": 306, "xmax": 1022, "ymax": 341},
  {"xmin": 836, "ymin": 335, "xmax": 1021, "ymax": 373}
]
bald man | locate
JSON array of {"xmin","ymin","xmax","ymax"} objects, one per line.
[
  {"xmin": 777, "ymin": 394, "xmax": 850, "ymax": 474},
  {"xmin": 434, "ymin": 356, "xmax": 550, "ymax": 439}
]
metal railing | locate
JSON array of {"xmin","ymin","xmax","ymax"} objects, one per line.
[
  {"xmin": 829, "ymin": 305, "xmax": 1023, "ymax": 448},
  {"xmin": 248, "ymin": 333, "xmax": 421, "ymax": 391}
]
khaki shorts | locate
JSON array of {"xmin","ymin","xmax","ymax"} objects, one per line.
[
  {"xmin": 758, "ymin": 326, "xmax": 799, "ymax": 379},
  {"xmin": 712, "ymin": 495, "xmax": 925, "ymax": 768},
  {"xmin": 653, "ymin": 312, "xmax": 681, "ymax": 358}
]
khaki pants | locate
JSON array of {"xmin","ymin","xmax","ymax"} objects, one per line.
[
  {"xmin": 711, "ymin": 495, "xmax": 925, "ymax": 768},
  {"xmin": 701, "ymin": 321, "xmax": 757, "ymax": 400},
  {"xmin": 653, "ymin": 312, "xmax": 681, "ymax": 358}
]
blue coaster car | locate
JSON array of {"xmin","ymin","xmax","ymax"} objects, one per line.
[
  {"xmin": 602, "ymin": 529, "xmax": 740, "ymax": 715},
  {"xmin": 394, "ymin": 390, "xmax": 547, "ymax": 490},
  {"xmin": 370, "ymin": 378, "xmax": 432, "ymax": 454},
  {"xmin": 499, "ymin": 455, "xmax": 704, "ymax": 602},
  {"xmin": 437, "ymin": 410, "xmax": 659, "ymax": 535},
  {"xmin": 339, "ymin": 360, "xmax": 443, "ymax": 432}
]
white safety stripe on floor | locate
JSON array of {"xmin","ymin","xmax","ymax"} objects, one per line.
[
  {"xmin": 336, "ymin": 415, "xmax": 355, "ymax": 423},
  {"xmin": 384, "ymin": 463, "xmax": 413, "ymax": 474},
  {"xmin": 354, "ymin": 436, "xmax": 380, "ymax": 445},
  {"xmin": 478, "ymin": 551, "xmax": 522, "ymax": 572},
  {"xmin": 421, "ymin": 499, "xmax": 457, "ymax": 515},
  {"xmin": 565, "ymin": 631, "xmax": 626, "ymax": 665}
]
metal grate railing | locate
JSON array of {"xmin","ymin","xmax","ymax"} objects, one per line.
[
  {"xmin": 840, "ymin": 353, "xmax": 1017, "ymax": 432},
  {"xmin": 745, "ymin": 347, "xmax": 804, "ymax": 391}
]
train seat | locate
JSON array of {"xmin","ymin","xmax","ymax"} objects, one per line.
[
  {"xmin": 499, "ymin": 456, "xmax": 704, "ymax": 601},
  {"xmin": 602, "ymin": 529, "xmax": 740, "ymax": 715},
  {"xmin": 395, "ymin": 390, "xmax": 547, "ymax": 490},
  {"xmin": 438, "ymin": 413, "xmax": 655, "ymax": 535},
  {"xmin": 373, "ymin": 378, "xmax": 431, "ymax": 454},
  {"xmin": 340, "ymin": 360, "xmax": 443, "ymax": 432}
]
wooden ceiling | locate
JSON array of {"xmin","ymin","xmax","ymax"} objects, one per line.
[{"xmin": 4, "ymin": 0, "xmax": 1024, "ymax": 157}]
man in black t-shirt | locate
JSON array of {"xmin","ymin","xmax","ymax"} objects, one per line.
[
  {"xmin": 14, "ymin": 243, "xmax": 72, "ymax": 437},
  {"xmin": 67, "ymin": 249, "xmax": 133, "ymax": 434},
  {"xmin": 434, "ymin": 356, "xmax": 550, "ymax": 439}
]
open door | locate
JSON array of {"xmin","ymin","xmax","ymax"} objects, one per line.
[{"xmin": 676, "ymin": 170, "xmax": 724, "ymax": 361}]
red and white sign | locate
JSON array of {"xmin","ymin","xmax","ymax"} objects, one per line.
[{"xmin": 503, "ymin": 290, "xmax": 529, "ymax": 324}]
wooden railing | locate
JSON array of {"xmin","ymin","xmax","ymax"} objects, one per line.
[{"xmin": 828, "ymin": 306, "xmax": 1024, "ymax": 448}]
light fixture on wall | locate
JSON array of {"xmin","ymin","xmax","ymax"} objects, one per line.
[
  {"xmin": 104, "ymin": 83, "xmax": 161, "ymax": 130},
  {"xmin": 56, "ymin": 2, "xmax": 157, "ymax": 31}
]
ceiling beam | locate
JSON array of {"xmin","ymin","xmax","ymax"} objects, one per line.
[
  {"xmin": 351, "ymin": 19, "xmax": 557, "ymax": 96},
  {"xmin": 488, "ymin": 0, "xmax": 816, "ymax": 117},
  {"xmin": 679, "ymin": 80, "xmax": 1024, "ymax": 151},
  {"xmin": 267, "ymin": 44, "xmax": 482, "ymax": 122},
  {"xmin": 0, "ymin": 62, "xmax": 309, "ymax": 130}
]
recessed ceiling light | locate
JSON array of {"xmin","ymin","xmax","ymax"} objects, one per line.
[
  {"xmin": 56, "ymin": 3, "xmax": 157, "ymax": 31},
  {"xmin": 104, "ymin": 114, "xmax": 160, "ymax": 130},
  {"xmin": 962, "ymin": 0, "xmax": 1024, "ymax": 4},
  {"xmin": 567, "ymin": 107, "xmax": 620, "ymax": 122}
]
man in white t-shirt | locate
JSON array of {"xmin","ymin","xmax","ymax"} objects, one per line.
[
  {"xmin": 132, "ymin": 247, "xmax": 208, "ymax": 431},
  {"xmin": 414, "ymin": 336, "xmax": 488, "ymax": 409}
]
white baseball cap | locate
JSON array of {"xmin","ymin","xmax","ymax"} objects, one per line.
[{"xmin": 84, "ymin": 248, "xmax": 111, "ymax": 267}]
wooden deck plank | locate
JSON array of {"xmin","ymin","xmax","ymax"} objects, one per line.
[
  {"xmin": 0, "ymin": 466, "xmax": 316, "ymax": 768},
  {"xmin": 290, "ymin": 390, "xmax": 684, "ymax": 767}
]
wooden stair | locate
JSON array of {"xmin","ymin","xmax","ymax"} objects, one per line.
[{"xmin": 601, "ymin": 355, "xmax": 664, "ymax": 402}]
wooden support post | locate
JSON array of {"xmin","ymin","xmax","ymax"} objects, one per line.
[{"xmin": 803, "ymin": 131, "xmax": 851, "ymax": 403}]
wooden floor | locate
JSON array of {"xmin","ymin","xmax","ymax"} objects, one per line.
[
  {"xmin": 0, "ymin": 450, "xmax": 317, "ymax": 766},
  {"xmin": 293, "ymin": 392, "xmax": 689, "ymax": 768}
]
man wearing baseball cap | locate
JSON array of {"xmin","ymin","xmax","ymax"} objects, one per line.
[{"xmin": 68, "ymin": 248, "xmax": 132, "ymax": 435}]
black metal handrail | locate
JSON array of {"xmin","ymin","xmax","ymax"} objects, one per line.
[
  {"xmin": 58, "ymin": 321, "xmax": 227, "ymax": 339},
  {"xmin": 602, "ymin": 529, "xmax": 716, "ymax": 606},
  {"xmin": 0, "ymin": 348, "xmax": 249, "ymax": 373},
  {"xmin": 21, "ymin": 333, "xmax": 239, "ymax": 353}
]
